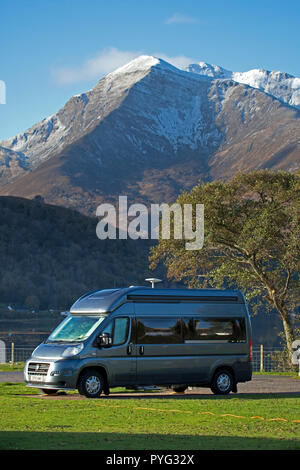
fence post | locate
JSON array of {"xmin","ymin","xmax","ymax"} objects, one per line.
[
  {"xmin": 0, "ymin": 340, "xmax": 6, "ymax": 363},
  {"xmin": 260, "ymin": 344, "xmax": 264, "ymax": 372},
  {"xmin": 11, "ymin": 342, "xmax": 14, "ymax": 366}
]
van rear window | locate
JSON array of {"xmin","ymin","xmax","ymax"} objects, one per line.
[
  {"xmin": 183, "ymin": 317, "xmax": 246, "ymax": 342},
  {"xmin": 136, "ymin": 317, "xmax": 182, "ymax": 344},
  {"xmin": 135, "ymin": 316, "xmax": 246, "ymax": 344}
]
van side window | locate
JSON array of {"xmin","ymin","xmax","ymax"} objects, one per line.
[
  {"xmin": 113, "ymin": 317, "xmax": 129, "ymax": 345},
  {"xmin": 102, "ymin": 317, "xmax": 129, "ymax": 345},
  {"xmin": 183, "ymin": 317, "xmax": 246, "ymax": 342},
  {"xmin": 137, "ymin": 317, "xmax": 182, "ymax": 344}
]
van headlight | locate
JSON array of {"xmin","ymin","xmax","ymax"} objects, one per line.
[{"xmin": 62, "ymin": 343, "xmax": 84, "ymax": 357}]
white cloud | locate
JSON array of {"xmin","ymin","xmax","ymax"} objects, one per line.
[
  {"xmin": 165, "ymin": 13, "xmax": 198, "ymax": 25},
  {"xmin": 51, "ymin": 47, "xmax": 197, "ymax": 86},
  {"xmin": 52, "ymin": 47, "xmax": 142, "ymax": 85}
]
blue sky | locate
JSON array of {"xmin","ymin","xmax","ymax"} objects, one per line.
[{"xmin": 1, "ymin": 0, "xmax": 300, "ymax": 140}]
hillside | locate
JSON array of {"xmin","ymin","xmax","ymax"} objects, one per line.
[{"xmin": 0, "ymin": 195, "xmax": 160, "ymax": 310}]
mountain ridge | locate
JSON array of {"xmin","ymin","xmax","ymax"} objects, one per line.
[
  {"xmin": 0, "ymin": 55, "xmax": 299, "ymax": 215},
  {"xmin": 186, "ymin": 61, "xmax": 300, "ymax": 108}
]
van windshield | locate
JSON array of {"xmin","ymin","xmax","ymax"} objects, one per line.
[{"xmin": 46, "ymin": 315, "xmax": 107, "ymax": 343}]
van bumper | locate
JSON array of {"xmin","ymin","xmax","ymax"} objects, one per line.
[
  {"xmin": 234, "ymin": 361, "xmax": 252, "ymax": 383},
  {"xmin": 24, "ymin": 358, "xmax": 79, "ymax": 390}
]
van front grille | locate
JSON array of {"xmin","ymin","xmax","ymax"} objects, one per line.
[{"xmin": 28, "ymin": 362, "xmax": 50, "ymax": 376}]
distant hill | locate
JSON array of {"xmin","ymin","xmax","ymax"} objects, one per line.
[{"xmin": 0, "ymin": 195, "xmax": 161, "ymax": 309}]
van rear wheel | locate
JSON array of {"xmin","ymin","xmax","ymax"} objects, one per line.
[
  {"xmin": 78, "ymin": 369, "xmax": 104, "ymax": 398},
  {"xmin": 211, "ymin": 370, "xmax": 233, "ymax": 395}
]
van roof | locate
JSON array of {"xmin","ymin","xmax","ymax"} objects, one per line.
[{"xmin": 70, "ymin": 286, "xmax": 245, "ymax": 315}]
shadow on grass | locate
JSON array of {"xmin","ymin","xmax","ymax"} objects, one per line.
[
  {"xmin": 107, "ymin": 391, "xmax": 300, "ymax": 400},
  {"xmin": 14, "ymin": 391, "xmax": 300, "ymax": 400},
  {"xmin": 0, "ymin": 431, "xmax": 299, "ymax": 450}
]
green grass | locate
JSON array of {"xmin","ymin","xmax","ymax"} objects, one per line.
[
  {"xmin": 0, "ymin": 382, "xmax": 299, "ymax": 450},
  {"xmin": 0, "ymin": 362, "xmax": 25, "ymax": 372},
  {"xmin": 253, "ymin": 371, "xmax": 300, "ymax": 378}
]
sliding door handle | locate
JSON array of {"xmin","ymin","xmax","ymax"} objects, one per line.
[
  {"xmin": 127, "ymin": 344, "xmax": 132, "ymax": 355},
  {"xmin": 139, "ymin": 346, "xmax": 144, "ymax": 355}
]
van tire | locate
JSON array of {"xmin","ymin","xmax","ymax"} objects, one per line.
[
  {"xmin": 210, "ymin": 369, "xmax": 233, "ymax": 395},
  {"xmin": 172, "ymin": 385, "xmax": 188, "ymax": 393},
  {"xmin": 78, "ymin": 369, "xmax": 104, "ymax": 398}
]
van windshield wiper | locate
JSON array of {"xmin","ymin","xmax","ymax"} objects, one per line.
[
  {"xmin": 46, "ymin": 339, "xmax": 82, "ymax": 343},
  {"xmin": 46, "ymin": 340, "xmax": 67, "ymax": 343}
]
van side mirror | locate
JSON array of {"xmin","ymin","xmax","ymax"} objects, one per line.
[{"xmin": 97, "ymin": 332, "xmax": 112, "ymax": 348}]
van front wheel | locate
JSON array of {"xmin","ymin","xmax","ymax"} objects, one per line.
[
  {"xmin": 210, "ymin": 370, "xmax": 233, "ymax": 395},
  {"xmin": 78, "ymin": 369, "xmax": 104, "ymax": 398}
]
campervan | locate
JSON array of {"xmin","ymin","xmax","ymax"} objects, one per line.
[{"xmin": 24, "ymin": 287, "xmax": 252, "ymax": 397}]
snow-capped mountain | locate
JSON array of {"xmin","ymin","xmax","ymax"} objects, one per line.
[
  {"xmin": 0, "ymin": 55, "xmax": 299, "ymax": 214},
  {"xmin": 186, "ymin": 62, "xmax": 300, "ymax": 108}
]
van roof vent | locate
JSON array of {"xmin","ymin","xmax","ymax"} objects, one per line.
[{"xmin": 127, "ymin": 294, "xmax": 239, "ymax": 303}]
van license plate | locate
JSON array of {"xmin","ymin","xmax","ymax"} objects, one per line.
[{"xmin": 29, "ymin": 375, "xmax": 44, "ymax": 382}]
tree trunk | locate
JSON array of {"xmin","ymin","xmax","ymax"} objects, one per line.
[{"xmin": 281, "ymin": 313, "xmax": 297, "ymax": 370}]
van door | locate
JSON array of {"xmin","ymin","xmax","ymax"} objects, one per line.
[
  {"xmin": 181, "ymin": 315, "xmax": 249, "ymax": 383},
  {"xmin": 95, "ymin": 316, "xmax": 136, "ymax": 386},
  {"xmin": 135, "ymin": 315, "xmax": 186, "ymax": 385}
]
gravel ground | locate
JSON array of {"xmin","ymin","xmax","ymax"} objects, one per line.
[
  {"xmin": 0, "ymin": 371, "xmax": 24, "ymax": 383},
  {"xmin": 0, "ymin": 371, "xmax": 299, "ymax": 397}
]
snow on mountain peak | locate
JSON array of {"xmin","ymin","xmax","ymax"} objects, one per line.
[
  {"xmin": 107, "ymin": 55, "xmax": 180, "ymax": 79},
  {"xmin": 186, "ymin": 62, "xmax": 231, "ymax": 79},
  {"xmin": 110, "ymin": 55, "xmax": 160, "ymax": 76},
  {"xmin": 231, "ymin": 68, "xmax": 300, "ymax": 107},
  {"xmin": 186, "ymin": 62, "xmax": 300, "ymax": 108}
]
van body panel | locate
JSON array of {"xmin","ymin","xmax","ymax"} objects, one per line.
[
  {"xmin": 91, "ymin": 328, "xmax": 136, "ymax": 386},
  {"xmin": 24, "ymin": 287, "xmax": 252, "ymax": 393},
  {"xmin": 77, "ymin": 303, "xmax": 136, "ymax": 387}
]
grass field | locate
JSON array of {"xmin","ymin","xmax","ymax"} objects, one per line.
[
  {"xmin": 0, "ymin": 382, "xmax": 299, "ymax": 450},
  {"xmin": 0, "ymin": 362, "xmax": 25, "ymax": 372}
]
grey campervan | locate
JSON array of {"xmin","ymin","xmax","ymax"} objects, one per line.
[{"xmin": 24, "ymin": 287, "xmax": 252, "ymax": 397}]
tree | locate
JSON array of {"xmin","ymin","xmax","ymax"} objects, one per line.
[
  {"xmin": 25, "ymin": 295, "xmax": 40, "ymax": 312},
  {"xmin": 150, "ymin": 170, "xmax": 300, "ymax": 361}
]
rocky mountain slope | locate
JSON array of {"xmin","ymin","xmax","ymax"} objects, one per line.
[{"xmin": 0, "ymin": 56, "xmax": 299, "ymax": 215}]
